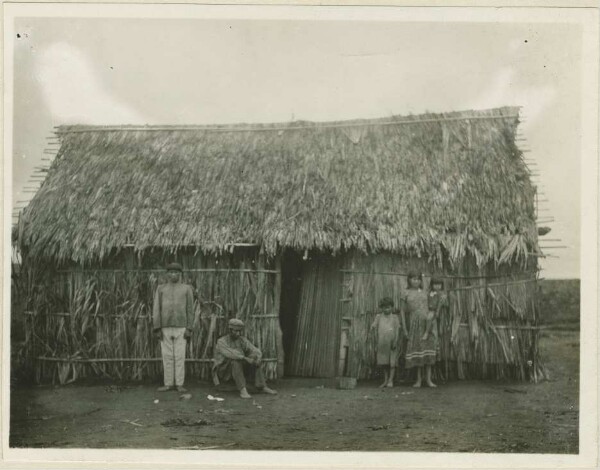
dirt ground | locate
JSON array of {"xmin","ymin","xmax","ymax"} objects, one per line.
[{"xmin": 9, "ymin": 329, "xmax": 578, "ymax": 453}]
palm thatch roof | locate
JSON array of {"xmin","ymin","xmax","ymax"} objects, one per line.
[{"xmin": 18, "ymin": 106, "xmax": 538, "ymax": 266}]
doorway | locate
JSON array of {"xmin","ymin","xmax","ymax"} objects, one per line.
[{"xmin": 279, "ymin": 249, "xmax": 304, "ymax": 375}]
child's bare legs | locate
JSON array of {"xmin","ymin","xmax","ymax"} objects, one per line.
[
  {"xmin": 386, "ymin": 367, "xmax": 395, "ymax": 387},
  {"xmin": 413, "ymin": 367, "xmax": 422, "ymax": 387},
  {"xmin": 425, "ymin": 364, "xmax": 436, "ymax": 387},
  {"xmin": 379, "ymin": 366, "xmax": 389, "ymax": 388}
]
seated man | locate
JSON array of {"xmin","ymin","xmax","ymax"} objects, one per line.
[{"xmin": 212, "ymin": 318, "xmax": 277, "ymax": 399}]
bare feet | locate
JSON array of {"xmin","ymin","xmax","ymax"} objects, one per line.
[
  {"xmin": 240, "ymin": 388, "xmax": 252, "ymax": 399},
  {"xmin": 426, "ymin": 381, "xmax": 437, "ymax": 388},
  {"xmin": 386, "ymin": 381, "xmax": 393, "ymax": 388},
  {"xmin": 412, "ymin": 381, "xmax": 422, "ymax": 388},
  {"xmin": 260, "ymin": 386, "xmax": 278, "ymax": 395},
  {"xmin": 157, "ymin": 385, "xmax": 173, "ymax": 392}
]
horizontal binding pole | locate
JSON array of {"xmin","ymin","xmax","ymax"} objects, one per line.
[
  {"xmin": 458, "ymin": 323, "xmax": 547, "ymax": 331},
  {"xmin": 340, "ymin": 269, "xmax": 539, "ymax": 280},
  {"xmin": 36, "ymin": 357, "xmax": 278, "ymax": 363},
  {"xmin": 111, "ymin": 315, "xmax": 149, "ymax": 319},
  {"xmin": 57, "ymin": 268, "xmax": 279, "ymax": 274},
  {"xmin": 24, "ymin": 311, "xmax": 70, "ymax": 317},
  {"xmin": 26, "ymin": 312, "xmax": 274, "ymax": 320},
  {"xmin": 24, "ymin": 312, "xmax": 152, "ymax": 319},
  {"xmin": 449, "ymin": 277, "xmax": 540, "ymax": 291}
]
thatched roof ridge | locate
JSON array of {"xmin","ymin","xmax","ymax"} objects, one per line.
[
  {"xmin": 19, "ymin": 106, "xmax": 538, "ymax": 266},
  {"xmin": 55, "ymin": 107, "xmax": 520, "ymax": 133}
]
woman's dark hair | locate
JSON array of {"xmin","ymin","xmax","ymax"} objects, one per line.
[
  {"xmin": 406, "ymin": 272, "xmax": 423, "ymax": 288},
  {"xmin": 429, "ymin": 277, "xmax": 445, "ymax": 290},
  {"xmin": 378, "ymin": 297, "xmax": 394, "ymax": 308}
]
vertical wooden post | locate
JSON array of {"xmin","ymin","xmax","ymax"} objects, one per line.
[
  {"xmin": 338, "ymin": 267, "xmax": 348, "ymax": 377},
  {"xmin": 125, "ymin": 247, "xmax": 135, "ymax": 270},
  {"xmin": 466, "ymin": 119, "xmax": 472, "ymax": 153},
  {"xmin": 338, "ymin": 316, "xmax": 350, "ymax": 377},
  {"xmin": 274, "ymin": 254, "xmax": 285, "ymax": 378},
  {"xmin": 535, "ymin": 186, "xmax": 539, "ymax": 223},
  {"xmin": 442, "ymin": 122, "xmax": 449, "ymax": 162},
  {"xmin": 343, "ymin": 252, "xmax": 359, "ymax": 379}
]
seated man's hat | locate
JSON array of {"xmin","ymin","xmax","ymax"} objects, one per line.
[{"xmin": 228, "ymin": 318, "xmax": 245, "ymax": 329}]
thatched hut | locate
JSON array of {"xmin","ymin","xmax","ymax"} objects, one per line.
[{"xmin": 16, "ymin": 106, "xmax": 545, "ymax": 384}]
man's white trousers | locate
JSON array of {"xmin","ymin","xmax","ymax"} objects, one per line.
[{"xmin": 160, "ymin": 327, "xmax": 187, "ymax": 386}]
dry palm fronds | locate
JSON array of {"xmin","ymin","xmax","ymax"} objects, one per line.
[{"xmin": 18, "ymin": 107, "xmax": 536, "ymax": 269}]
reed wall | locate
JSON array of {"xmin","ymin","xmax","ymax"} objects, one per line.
[
  {"xmin": 15, "ymin": 247, "xmax": 543, "ymax": 384},
  {"xmin": 341, "ymin": 250, "xmax": 544, "ymax": 381},
  {"xmin": 18, "ymin": 247, "xmax": 282, "ymax": 384}
]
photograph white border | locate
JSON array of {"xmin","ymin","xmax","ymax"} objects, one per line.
[{"xmin": 2, "ymin": 2, "xmax": 598, "ymax": 468}]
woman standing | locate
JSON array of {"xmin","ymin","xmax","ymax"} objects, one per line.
[{"xmin": 403, "ymin": 272, "xmax": 437, "ymax": 388}]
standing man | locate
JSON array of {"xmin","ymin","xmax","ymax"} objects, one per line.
[
  {"xmin": 153, "ymin": 262, "xmax": 194, "ymax": 392},
  {"xmin": 212, "ymin": 319, "xmax": 277, "ymax": 399}
]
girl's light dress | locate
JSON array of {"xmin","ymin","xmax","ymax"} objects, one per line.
[
  {"xmin": 371, "ymin": 313, "xmax": 400, "ymax": 366},
  {"xmin": 404, "ymin": 289, "xmax": 437, "ymax": 368}
]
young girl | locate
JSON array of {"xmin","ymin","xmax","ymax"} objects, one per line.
[
  {"xmin": 403, "ymin": 272, "xmax": 437, "ymax": 388},
  {"xmin": 370, "ymin": 297, "xmax": 400, "ymax": 388}
]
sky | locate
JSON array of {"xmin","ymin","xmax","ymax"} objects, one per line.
[{"xmin": 11, "ymin": 16, "xmax": 583, "ymax": 278}]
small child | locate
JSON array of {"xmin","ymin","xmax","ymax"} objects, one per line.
[
  {"xmin": 423, "ymin": 277, "xmax": 446, "ymax": 359},
  {"xmin": 370, "ymin": 297, "xmax": 400, "ymax": 388}
]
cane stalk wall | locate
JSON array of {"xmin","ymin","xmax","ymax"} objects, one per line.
[
  {"xmin": 17, "ymin": 247, "xmax": 282, "ymax": 384},
  {"xmin": 339, "ymin": 250, "xmax": 543, "ymax": 381},
  {"xmin": 15, "ymin": 247, "xmax": 542, "ymax": 384}
]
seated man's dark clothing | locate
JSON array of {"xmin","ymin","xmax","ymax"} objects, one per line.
[
  {"xmin": 212, "ymin": 334, "xmax": 266, "ymax": 387},
  {"xmin": 211, "ymin": 319, "xmax": 276, "ymax": 398}
]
